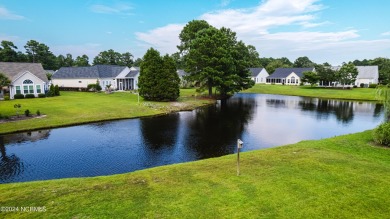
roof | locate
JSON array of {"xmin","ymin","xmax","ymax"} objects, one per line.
[
  {"xmin": 0, "ymin": 62, "xmax": 49, "ymax": 83},
  {"xmin": 268, "ymin": 67, "xmax": 314, "ymax": 79},
  {"xmin": 249, "ymin": 68, "xmax": 266, "ymax": 77},
  {"xmin": 125, "ymin": 68, "xmax": 139, "ymax": 77},
  {"xmin": 331, "ymin": 65, "xmax": 378, "ymax": 79},
  {"xmin": 356, "ymin": 66, "xmax": 378, "ymax": 79},
  {"xmin": 177, "ymin": 69, "xmax": 189, "ymax": 77},
  {"xmin": 52, "ymin": 65, "xmax": 126, "ymax": 79}
]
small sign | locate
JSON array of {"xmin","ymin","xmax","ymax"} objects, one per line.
[{"xmin": 237, "ymin": 139, "xmax": 243, "ymax": 149}]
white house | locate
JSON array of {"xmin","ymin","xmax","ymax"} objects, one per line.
[
  {"xmin": 52, "ymin": 65, "xmax": 140, "ymax": 90},
  {"xmin": 266, "ymin": 67, "xmax": 315, "ymax": 85},
  {"xmin": 331, "ymin": 65, "xmax": 379, "ymax": 87},
  {"xmin": 0, "ymin": 62, "xmax": 49, "ymax": 99},
  {"xmin": 249, "ymin": 68, "xmax": 269, "ymax": 84}
]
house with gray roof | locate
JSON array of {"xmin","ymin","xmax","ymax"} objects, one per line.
[
  {"xmin": 249, "ymin": 68, "xmax": 269, "ymax": 84},
  {"xmin": 330, "ymin": 66, "xmax": 378, "ymax": 87},
  {"xmin": 266, "ymin": 67, "xmax": 314, "ymax": 85},
  {"xmin": 0, "ymin": 62, "xmax": 49, "ymax": 99},
  {"xmin": 52, "ymin": 65, "xmax": 139, "ymax": 91}
]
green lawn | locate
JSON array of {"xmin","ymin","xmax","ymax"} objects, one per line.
[
  {"xmin": 0, "ymin": 89, "xmax": 214, "ymax": 134},
  {"xmin": 243, "ymin": 84, "xmax": 378, "ymax": 101},
  {"xmin": 0, "ymin": 130, "xmax": 389, "ymax": 218}
]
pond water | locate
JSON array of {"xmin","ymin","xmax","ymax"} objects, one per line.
[{"xmin": 0, "ymin": 93, "xmax": 384, "ymax": 183}]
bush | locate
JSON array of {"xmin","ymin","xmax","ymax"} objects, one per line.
[
  {"xmin": 373, "ymin": 122, "xmax": 390, "ymax": 146},
  {"xmin": 36, "ymin": 110, "xmax": 41, "ymax": 116},
  {"xmin": 38, "ymin": 93, "xmax": 46, "ymax": 98},
  {"xmin": 4, "ymin": 94, "xmax": 10, "ymax": 100},
  {"xmin": 369, "ymin": 83, "xmax": 377, "ymax": 88},
  {"xmin": 24, "ymin": 109, "xmax": 30, "ymax": 117},
  {"xmin": 14, "ymin": 94, "xmax": 24, "ymax": 99},
  {"xmin": 25, "ymin": 94, "xmax": 35, "ymax": 98},
  {"xmin": 54, "ymin": 85, "xmax": 60, "ymax": 96},
  {"xmin": 360, "ymin": 83, "xmax": 365, "ymax": 88}
]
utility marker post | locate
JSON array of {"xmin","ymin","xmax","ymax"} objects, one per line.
[{"xmin": 237, "ymin": 139, "xmax": 243, "ymax": 176}]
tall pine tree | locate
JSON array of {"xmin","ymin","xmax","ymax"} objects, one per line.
[{"xmin": 138, "ymin": 48, "xmax": 180, "ymax": 101}]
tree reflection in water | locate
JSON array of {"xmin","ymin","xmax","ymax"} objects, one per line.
[{"xmin": 0, "ymin": 136, "xmax": 24, "ymax": 183}]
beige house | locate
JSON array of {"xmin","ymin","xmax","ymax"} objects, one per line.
[
  {"xmin": 0, "ymin": 62, "xmax": 49, "ymax": 99},
  {"xmin": 52, "ymin": 65, "xmax": 140, "ymax": 90}
]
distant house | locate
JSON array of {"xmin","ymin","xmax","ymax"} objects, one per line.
[
  {"xmin": 266, "ymin": 67, "xmax": 314, "ymax": 85},
  {"xmin": 249, "ymin": 68, "xmax": 269, "ymax": 84},
  {"xmin": 52, "ymin": 65, "xmax": 139, "ymax": 90},
  {"xmin": 330, "ymin": 66, "xmax": 379, "ymax": 87},
  {"xmin": 0, "ymin": 62, "xmax": 49, "ymax": 99},
  {"xmin": 177, "ymin": 69, "xmax": 190, "ymax": 87}
]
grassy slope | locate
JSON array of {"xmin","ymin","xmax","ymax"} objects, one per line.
[
  {"xmin": 1, "ymin": 130, "xmax": 389, "ymax": 218},
  {"xmin": 0, "ymin": 89, "xmax": 213, "ymax": 134},
  {"xmin": 243, "ymin": 84, "xmax": 377, "ymax": 101}
]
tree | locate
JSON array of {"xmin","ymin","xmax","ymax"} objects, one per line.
[
  {"xmin": 335, "ymin": 62, "xmax": 358, "ymax": 88},
  {"xmin": 246, "ymin": 45, "xmax": 262, "ymax": 67},
  {"xmin": 119, "ymin": 52, "xmax": 134, "ymax": 67},
  {"xmin": 178, "ymin": 20, "xmax": 254, "ymax": 97},
  {"xmin": 74, "ymin": 55, "xmax": 90, "ymax": 66},
  {"xmin": 0, "ymin": 41, "xmax": 18, "ymax": 62},
  {"xmin": 376, "ymin": 85, "xmax": 390, "ymax": 121},
  {"xmin": 0, "ymin": 73, "xmax": 11, "ymax": 87},
  {"xmin": 24, "ymin": 40, "xmax": 57, "ymax": 69},
  {"xmin": 293, "ymin": 56, "xmax": 315, "ymax": 68},
  {"xmin": 301, "ymin": 71, "xmax": 320, "ymax": 87},
  {"xmin": 138, "ymin": 48, "xmax": 180, "ymax": 101},
  {"xmin": 93, "ymin": 49, "xmax": 122, "ymax": 65},
  {"xmin": 133, "ymin": 58, "xmax": 143, "ymax": 67},
  {"xmin": 315, "ymin": 64, "xmax": 336, "ymax": 86},
  {"xmin": 266, "ymin": 59, "xmax": 289, "ymax": 74}
]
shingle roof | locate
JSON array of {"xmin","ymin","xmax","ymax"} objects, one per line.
[
  {"xmin": 249, "ymin": 68, "xmax": 265, "ymax": 77},
  {"xmin": 177, "ymin": 69, "xmax": 189, "ymax": 77},
  {"xmin": 356, "ymin": 66, "xmax": 378, "ymax": 79},
  {"xmin": 125, "ymin": 69, "xmax": 139, "ymax": 77},
  {"xmin": 52, "ymin": 65, "xmax": 126, "ymax": 79},
  {"xmin": 0, "ymin": 62, "xmax": 49, "ymax": 83},
  {"xmin": 268, "ymin": 67, "xmax": 314, "ymax": 79},
  {"xmin": 331, "ymin": 66, "xmax": 378, "ymax": 79}
]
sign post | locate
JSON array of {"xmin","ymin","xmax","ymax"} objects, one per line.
[{"xmin": 237, "ymin": 139, "xmax": 243, "ymax": 176}]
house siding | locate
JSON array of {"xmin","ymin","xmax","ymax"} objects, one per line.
[{"xmin": 11, "ymin": 71, "xmax": 46, "ymax": 99}]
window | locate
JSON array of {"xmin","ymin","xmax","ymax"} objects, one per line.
[
  {"xmin": 29, "ymin": 85, "xmax": 34, "ymax": 93},
  {"xmin": 36, "ymin": 85, "xmax": 41, "ymax": 93},
  {"xmin": 79, "ymin": 81, "xmax": 82, "ymax": 83},
  {"xmin": 16, "ymin": 86, "xmax": 21, "ymax": 94},
  {"xmin": 291, "ymin": 76, "xmax": 295, "ymax": 84},
  {"xmin": 23, "ymin": 79, "xmax": 33, "ymax": 84},
  {"xmin": 23, "ymin": 85, "xmax": 28, "ymax": 94}
]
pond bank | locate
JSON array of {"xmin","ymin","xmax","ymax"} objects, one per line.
[
  {"xmin": 0, "ymin": 90, "xmax": 216, "ymax": 134},
  {"xmin": 1, "ymin": 130, "xmax": 389, "ymax": 218}
]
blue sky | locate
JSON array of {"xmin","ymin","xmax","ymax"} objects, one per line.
[{"xmin": 1, "ymin": 0, "xmax": 389, "ymax": 65}]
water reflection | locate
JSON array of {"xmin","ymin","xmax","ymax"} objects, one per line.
[
  {"xmin": 0, "ymin": 94, "xmax": 384, "ymax": 183},
  {"xmin": 184, "ymin": 97, "xmax": 256, "ymax": 159}
]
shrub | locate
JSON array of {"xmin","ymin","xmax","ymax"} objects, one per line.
[
  {"xmin": 360, "ymin": 83, "xmax": 365, "ymax": 88},
  {"xmin": 14, "ymin": 94, "xmax": 24, "ymax": 99},
  {"xmin": 54, "ymin": 85, "xmax": 60, "ymax": 96},
  {"xmin": 4, "ymin": 94, "xmax": 10, "ymax": 100},
  {"xmin": 369, "ymin": 83, "xmax": 377, "ymax": 88},
  {"xmin": 36, "ymin": 110, "xmax": 41, "ymax": 116},
  {"xmin": 25, "ymin": 94, "xmax": 35, "ymax": 98},
  {"xmin": 373, "ymin": 122, "xmax": 390, "ymax": 146},
  {"xmin": 24, "ymin": 109, "xmax": 30, "ymax": 117},
  {"xmin": 38, "ymin": 93, "xmax": 46, "ymax": 98}
]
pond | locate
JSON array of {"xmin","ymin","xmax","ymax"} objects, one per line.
[{"xmin": 0, "ymin": 93, "xmax": 384, "ymax": 183}]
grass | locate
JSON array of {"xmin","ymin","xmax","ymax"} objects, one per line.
[
  {"xmin": 0, "ymin": 130, "xmax": 389, "ymax": 218},
  {"xmin": 243, "ymin": 84, "xmax": 378, "ymax": 101},
  {"xmin": 0, "ymin": 89, "xmax": 214, "ymax": 134}
]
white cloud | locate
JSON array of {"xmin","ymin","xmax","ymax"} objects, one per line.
[
  {"xmin": 134, "ymin": 0, "xmax": 389, "ymax": 65},
  {"xmin": 0, "ymin": 6, "xmax": 24, "ymax": 20},
  {"xmin": 381, "ymin": 31, "xmax": 390, "ymax": 36},
  {"xmin": 135, "ymin": 24, "xmax": 184, "ymax": 55},
  {"xmin": 220, "ymin": 0, "xmax": 232, "ymax": 7},
  {"xmin": 90, "ymin": 3, "xmax": 133, "ymax": 15}
]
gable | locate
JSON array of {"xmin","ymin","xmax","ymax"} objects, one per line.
[
  {"xmin": 0, "ymin": 62, "xmax": 48, "ymax": 83},
  {"xmin": 12, "ymin": 71, "xmax": 46, "ymax": 84}
]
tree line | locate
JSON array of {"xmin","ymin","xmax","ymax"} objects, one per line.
[{"xmin": 0, "ymin": 40, "xmax": 142, "ymax": 70}]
